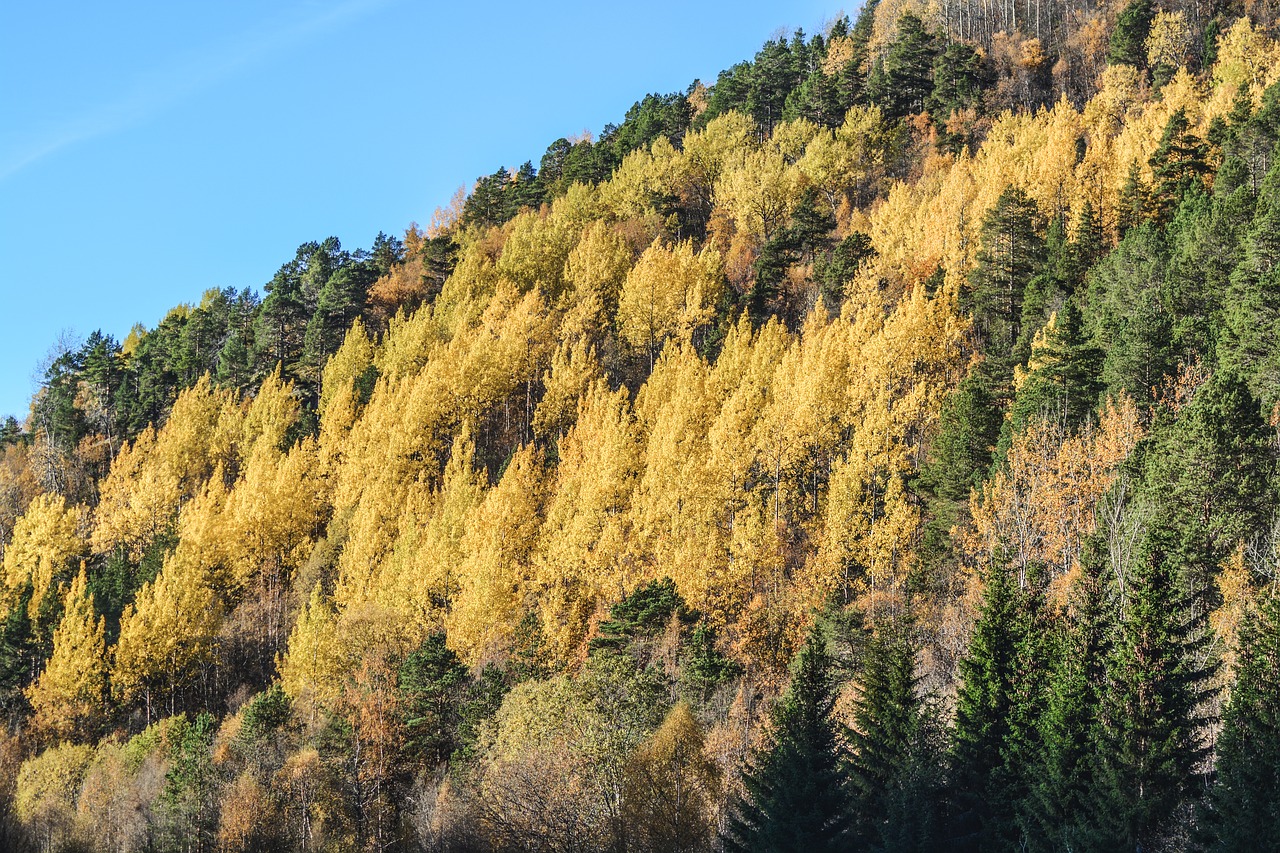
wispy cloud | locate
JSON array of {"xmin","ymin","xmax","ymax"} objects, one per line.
[{"xmin": 0, "ymin": 0, "xmax": 394, "ymax": 182}]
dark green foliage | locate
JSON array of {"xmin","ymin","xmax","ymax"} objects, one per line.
[
  {"xmin": 90, "ymin": 528, "xmax": 177, "ymax": 645},
  {"xmin": 1219, "ymin": 156, "xmax": 1280, "ymax": 407},
  {"xmin": 1020, "ymin": 548, "xmax": 1113, "ymax": 851},
  {"xmin": 0, "ymin": 583, "xmax": 36, "ymax": 726},
  {"xmin": 815, "ymin": 232, "xmax": 875, "ymax": 314},
  {"xmin": 159, "ymin": 712, "xmax": 219, "ymax": 851},
  {"xmin": 927, "ymin": 367, "xmax": 1002, "ymax": 501},
  {"xmin": 590, "ymin": 576, "xmax": 696, "ymax": 660},
  {"xmin": 873, "ymin": 15, "xmax": 940, "ymax": 120},
  {"xmin": 240, "ymin": 683, "xmax": 292, "ymax": 743},
  {"xmin": 1148, "ymin": 109, "xmax": 1211, "ymax": 224},
  {"xmin": 1090, "ymin": 525, "xmax": 1215, "ymax": 849},
  {"xmin": 680, "ymin": 622, "xmax": 742, "ymax": 701},
  {"xmin": 748, "ymin": 38, "xmax": 803, "ymax": 135},
  {"xmin": 846, "ymin": 620, "xmax": 943, "ymax": 851},
  {"xmin": 611, "ymin": 92, "xmax": 694, "ymax": 158},
  {"xmin": 929, "ymin": 41, "xmax": 987, "ymax": 152},
  {"xmin": 1143, "ymin": 372, "xmax": 1275, "ymax": 582},
  {"xmin": 966, "ymin": 186, "xmax": 1047, "ymax": 393},
  {"xmin": 1117, "ymin": 159, "xmax": 1149, "ymax": 237},
  {"xmin": 399, "ymin": 631, "xmax": 468, "ymax": 765},
  {"xmin": 1085, "ymin": 222, "xmax": 1173, "ymax": 406},
  {"xmin": 1108, "ymin": 0, "xmax": 1155, "ymax": 68},
  {"xmin": 1004, "ymin": 298, "xmax": 1104, "ymax": 441},
  {"xmin": 724, "ymin": 624, "xmax": 852, "ymax": 853},
  {"xmin": 750, "ymin": 187, "xmax": 836, "ymax": 324},
  {"xmin": 302, "ymin": 259, "xmax": 379, "ymax": 380},
  {"xmin": 0, "ymin": 416, "xmax": 22, "ymax": 447},
  {"xmin": 949, "ymin": 564, "xmax": 1047, "ymax": 849},
  {"xmin": 1164, "ymin": 186, "xmax": 1249, "ymax": 366},
  {"xmin": 1200, "ymin": 592, "xmax": 1280, "ymax": 851}
]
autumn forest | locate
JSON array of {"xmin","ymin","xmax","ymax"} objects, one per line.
[{"xmin": 3, "ymin": 0, "xmax": 1280, "ymax": 850}]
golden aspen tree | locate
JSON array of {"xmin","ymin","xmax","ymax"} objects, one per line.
[
  {"xmin": 447, "ymin": 444, "xmax": 546, "ymax": 664},
  {"xmin": 495, "ymin": 208, "xmax": 580, "ymax": 300},
  {"xmin": 14, "ymin": 743, "xmax": 93, "ymax": 852},
  {"xmin": 622, "ymin": 702, "xmax": 720, "ymax": 853},
  {"xmin": 279, "ymin": 585, "xmax": 344, "ymax": 707},
  {"xmin": 599, "ymin": 136, "xmax": 684, "ymax": 220},
  {"xmin": 375, "ymin": 307, "xmax": 444, "ymax": 381},
  {"xmin": 616, "ymin": 240, "xmax": 724, "ymax": 366},
  {"xmin": 318, "ymin": 317, "xmax": 375, "ymax": 419},
  {"xmin": 797, "ymin": 106, "xmax": 891, "ymax": 214},
  {"xmin": 89, "ymin": 427, "xmax": 177, "ymax": 562},
  {"xmin": 534, "ymin": 382, "xmax": 642, "ymax": 659},
  {"xmin": 1, "ymin": 493, "xmax": 86, "ymax": 618},
  {"xmin": 223, "ymin": 438, "xmax": 323, "ymax": 593},
  {"xmin": 112, "ymin": 548, "xmax": 221, "ymax": 721},
  {"xmin": 533, "ymin": 339, "xmax": 605, "ymax": 440},
  {"xmin": 714, "ymin": 148, "xmax": 802, "ymax": 243},
  {"xmin": 964, "ymin": 395, "xmax": 1144, "ymax": 597},
  {"xmin": 678, "ymin": 112, "xmax": 757, "ymax": 217},
  {"xmin": 241, "ymin": 366, "xmax": 300, "ymax": 454},
  {"xmin": 91, "ymin": 377, "xmax": 244, "ymax": 563},
  {"xmin": 768, "ymin": 117, "xmax": 821, "ymax": 163},
  {"xmin": 563, "ymin": 221, "xmax": 633, "ymax": 316},
  {"xmin": 339, "ymin": 432, "xmax": 480, "ymax": 638},
  {"xmin": 26, "ymin": 568, "xmax": 107, "ymax": 742}
]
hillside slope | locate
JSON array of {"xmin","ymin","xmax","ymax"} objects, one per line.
[{"xmin": 3, "ymin": 5, "xmax": 1280, "ymax": 851}]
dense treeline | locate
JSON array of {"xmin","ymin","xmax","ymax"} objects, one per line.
[{"xmin": 2, "ymin": 3, "xmax": 1280, "ymax": 851}]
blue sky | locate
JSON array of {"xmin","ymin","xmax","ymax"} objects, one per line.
[{"xmin": 0, "ymin": 0, "xmax": 841, "ymax": 419}]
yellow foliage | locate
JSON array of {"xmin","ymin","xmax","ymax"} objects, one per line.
[
  {"xmin": 563, "ymin": 221, "xmax": 633, "ymax": 314},
  {"xmin": 448, "ymin": 444, "xmax": 546, "ymax": 664},
  {"xmin": 26, "ymin": 568, "xmax": 107, "ymax": 741},
  {"xmin": 319, "ymin": 317, "xmax": 375, "ymax": 420},
  {"xmin": 2, "ymin": 493, "xmax": 86, "ymax": 618},
  {"xmin": 965, "ymin": 396, "xmax": 1145, "ymax": 596},
  {"xmin": 617, "ymin": 240, "xmax": 724, "ymax": 361},
  {"xmin": 495, "ymin": 208, "xmax": 580, "ymax": 299},
  {"xmin": 714, "ymin": 148, "xmax": 803, "ymax": 242},
  {"xmin": 112, "ymin": 545, "xmax": 222, "ymax": 714},
  {"xmin": 535, "ymin": 382, "xmax": 642, "ymax": 659},
  {"xmin": 14, "ymin": 743, "xmax": 93, "ymax": 845}
]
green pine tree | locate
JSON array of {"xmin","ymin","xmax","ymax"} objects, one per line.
[
  {"xmin": 847, "ymin": 619, "xmax": 943, "ymax": 851},
  {"xmin": 1019, "ymin": 544, "xmax": 1114, "ymax": 852},
  {"xmin": 1200, "ymin": 591, "xmax": 1280, "ymax": 851},
  {"xmin": 1090, "ymin": 524, "xmax": 1215, "ymax": 850},
  {"xmin": 1219, "ymin": 158, "xmax": 1280, "ymax": 408},
  {"xmin": 949, "ymin": 563, "xmax": 1044, "ymax": 850},
  {"xmin": 723, "ymin": 623, "xmax": 852, "ymax": 853}
]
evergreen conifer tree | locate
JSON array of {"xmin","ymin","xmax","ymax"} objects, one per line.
[
  {"xmin": 847, "ymin": 620, "xmax": 942, "ymax": 851},
  {"xmin": 724, "ymin": 623, "xmax": 852, "ymax": 853},
  {"xmin": 949, "ymin": 563, "xmax": 1044, "ymax": 849},
  {"xmin": 1200, "ymin": 591, "xmax": 1280, "ymax": 851}
]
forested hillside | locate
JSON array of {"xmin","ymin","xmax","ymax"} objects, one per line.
[{"xmin": 3, "ymin": 1, "xmax": 1280, "ymax": 850}]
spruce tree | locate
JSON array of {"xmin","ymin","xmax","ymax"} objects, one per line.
[
  {"xmin": 1090, "ymin": 524, "xmax": 1216, "ymax": 850},
  {"xmin": 724, "ymin": 624, "xmax": 852, "ymax": 853},
  {"xmin": 949, "ymin": 563, "xmax": 1045, "ymax": 849},
  {"xmin": 1020, "ymin": 546, "xmax": 1113, "ymax": 851},
  {"xmin": 1117, "ymin": 159, "xmax": 1149, "ymax": 237},
  {"xmin": 1107, "ymin": 0, "xmax": 1155, "ymax": 68},
  {"xmin": 1219, "ymin": 158, "xmax": 1280, "ymax": 407},
  {"xmin": 1200, "ymin": 591, "xmax": 1280, "ymax": 851},
  {"xmin": 846, "ymin": 620, "xmax": 942, "ymax": 851},
  {"xmin": 1148, "ymin": 109, "xmax": 1211, "ymax": 224},
  {"xmin": 1005, "ymin": 298, "xmax": 1104, "ymax": 442},
  {"xmin": 876, "ymin": 14, "xmax": 939, "ymax": 120}
]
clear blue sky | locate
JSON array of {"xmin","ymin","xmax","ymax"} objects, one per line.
[{"xmin": 0, "ymin": 0, "xmax": 843, "ymax": 420}]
